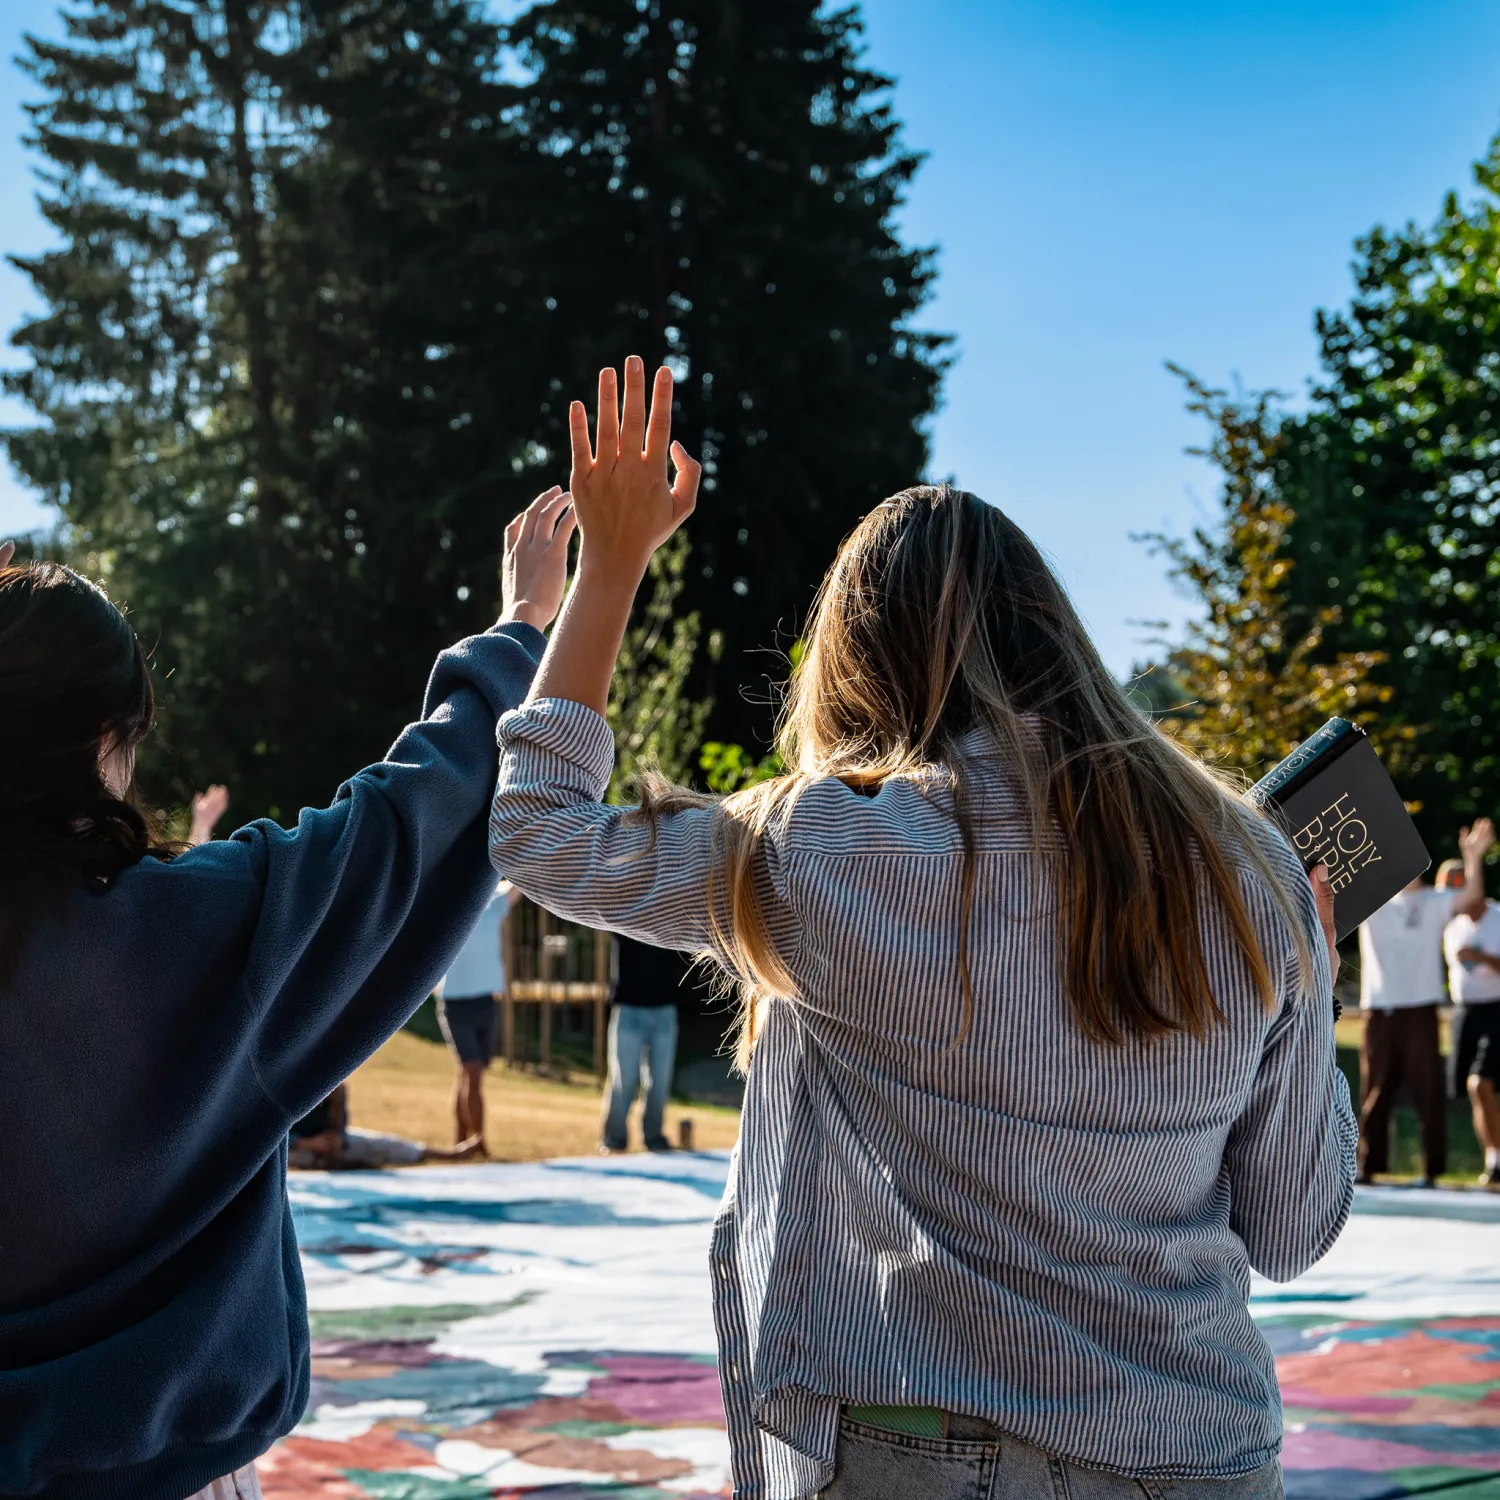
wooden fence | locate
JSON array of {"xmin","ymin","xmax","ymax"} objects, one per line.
[{"xmin": 501, "ymin": 896, "xmax": 615, "ymax": 1080}]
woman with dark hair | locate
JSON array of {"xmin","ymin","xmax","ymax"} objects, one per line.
[
  {"xmin": 488, "ymin": 359, "xmax": 1352, "ymax": 1499},
  {"xmin": 0, "ymin": 487, "xmax": 583, "ymax": 1500}
]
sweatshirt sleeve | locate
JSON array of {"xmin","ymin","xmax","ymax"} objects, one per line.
[
  {"xmin": 236, "ymin": 621, "xmax": 546, "ymax": 1123},
  {"xmin": 488, "ymin": 696, "xmax": 798, "ymax": 964},
  {"xmin": 1222, "ymin": 862, "xmax": 1358, "ymax": 1282}
]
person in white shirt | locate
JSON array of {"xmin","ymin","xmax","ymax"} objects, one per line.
[
  {"xmin": 436, "ymin": 880, "xmax": 512, "ymax": 1153},
  {"xmin": 1358, "ymin": 821, "xmax": 1492, "ymax": 1184},
  {"xmin": 1446, "ymin": 892, "xmax": 1500, "ymax": 1186}
]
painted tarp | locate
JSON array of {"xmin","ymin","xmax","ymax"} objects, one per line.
[{"xmin": 263, "ymin": 1157, "xmax": 1500, "ymax": 1499}]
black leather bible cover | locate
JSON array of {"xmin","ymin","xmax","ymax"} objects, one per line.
[{"xmin": 1249, "ymin": 718, "xmax": 1430, "ymax": 941}]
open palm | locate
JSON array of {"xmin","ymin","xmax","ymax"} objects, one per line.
[{"xmin": 568, "ymin": 357, "xmax": 701, "ymax": 576}]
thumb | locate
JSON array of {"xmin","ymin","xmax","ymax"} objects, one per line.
[{"xmin": 670, "ymin": 442, "xmax": 702, "ymax": 521}]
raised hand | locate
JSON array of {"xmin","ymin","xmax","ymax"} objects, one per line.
[
  {"xmin": 189, "ymin": 784, "xmax": 231, "ymax": 846},
  {"xmin": 1461, "ymin": 818, "xmax": 1495, "ymax": 864},
  {"xmin": 501, "ymin": 486, "xmax": 578, "ymax": 632},
  {"xmin": 0, "ymin": 541, "xmax": 14, "ymax": 568},
  {"xmin": 568, "ymin": 356, "xmax": 702, "ymax": 579}
]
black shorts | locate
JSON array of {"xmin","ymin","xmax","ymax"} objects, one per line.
[
  {"xmin": 438, "ymin": 994, "xmax": 499, "ymax": 1065},
  {"xmin": 1450, "ymin": 1001, "xmax": 1500, "ymax": 1097}
]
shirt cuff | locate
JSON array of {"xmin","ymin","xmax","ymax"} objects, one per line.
[
  {"xmin": 486, "ymin": 619, "xmax": 548, "ymax": 659},
  {"xmin": 497, "ymin": 696, "xmax": 617, "ymax": 799}
]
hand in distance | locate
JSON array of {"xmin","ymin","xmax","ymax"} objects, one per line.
[
  {"xmin": 501, "ymin": 486, "xmax": 578, "ymax": 631},
  {"xmin": 188, "ymin": 784, "xmax": 231, "ymax": 846},
  {"xmin": 568, "ymin": 356, "xmax": 702, "ymax": 581},
  {"xmin": 1460, "ymin": 818, "xmax": 1495, "ymax": 862},
  {"xmin": 0, "ymin": 541, "xmax": 14, "ymax": 568}
]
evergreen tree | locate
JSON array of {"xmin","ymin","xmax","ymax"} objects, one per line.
[
  {"xmin": 7, "ymin": 0, "xmax": 942, "ymax": 816},
  {"xmin": 7, "ymin": 0, "xmax": 298, "ymax": 813},
  {"xmin": 7, "ymin": 0, "xmax": 545, "ymax": 819},
  {"xmin": 503, "ymin": 0, "xmax": 948, "ymax": 749}
]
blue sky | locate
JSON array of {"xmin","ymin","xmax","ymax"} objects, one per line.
[{"xmin": 3, "ymin": 0, "xmax": 1500, "ymax": 670}]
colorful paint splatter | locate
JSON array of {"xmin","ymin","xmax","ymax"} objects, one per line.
[
  {"xmin": 1270, "ymin": 1317, "xmax": 1500, "ymax": 1498},
  {"xmin": 266, "ymin": 1160, "xmax": 1500, "ymax": 1497}
]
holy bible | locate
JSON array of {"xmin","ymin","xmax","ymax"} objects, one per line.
[{"xmin": 1249, "ymin": 718, "xmax": 1430, "ymax": 941}]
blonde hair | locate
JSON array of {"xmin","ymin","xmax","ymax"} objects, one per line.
[{"xmin": 640, "ymin": 486, "xmax": 1310, "ymax": 1069}]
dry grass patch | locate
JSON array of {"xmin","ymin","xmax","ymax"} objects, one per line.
[{"xmin": 345, "ymin": 1029, "xmax": 741, "ymax": 1162}]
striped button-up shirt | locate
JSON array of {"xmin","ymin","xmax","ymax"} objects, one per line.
[{"xmin": 489, "ymin": 698, "xmax": 1357, "ymax": 1500}]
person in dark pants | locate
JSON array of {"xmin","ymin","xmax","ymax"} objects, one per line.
[
  {"xmin": 1357, "ymin": 823, "xmax": 1493, "ymax": 1184},
  {"xmin": 601, "ymin": 936, "xmax": 690, "ymax": 1153},
  {"xmin": 437, "ymin": 880, "xmax": 512, "ymax": 1153},
  {"xmin": 1445, "ymin": 889, "xmax": 1500, "ymax": 1186}
]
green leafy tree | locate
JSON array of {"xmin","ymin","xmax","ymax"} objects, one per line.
[
  {"xmin": 1139, "ymin": 370, "xmax": 1406, "ymax": 786},
  {"xmin": 1261, "ymin": 137, "xmax": 1500, "ymax": 841}
]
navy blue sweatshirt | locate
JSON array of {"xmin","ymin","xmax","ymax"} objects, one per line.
[{"xmin": 0, "ymin": 622, "xmax": 544, "ymax": 1500}]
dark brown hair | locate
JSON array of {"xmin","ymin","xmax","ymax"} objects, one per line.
[
  {"xmin": 641, "ymin": 485, "xmax": 1307, "ymax": 1066},
  {"xmin": 0, "ymin": 562, "xmax": 173, "ymax": 979}
]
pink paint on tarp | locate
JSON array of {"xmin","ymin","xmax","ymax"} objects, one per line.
[
  {"xmin": 1276, "ymin": 1328, "xmax": 1499, "ymax": 1397},
  {"xmin": 1278, "ymin": 1385, "xmax": 1413, "ymax": 1415},
  {"xmin": 1282, "ymin": 1428, "xmax": 1500, "ymax": 1473},
  {"xmin": 586, "ymin": 1353, "xmax": 726, "ymax": 1425}
]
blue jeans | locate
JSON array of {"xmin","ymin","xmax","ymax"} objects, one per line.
[
  {"xmin": 601, "ymin": 1005, "xmax": 678, "ymax": 1150},
  {"xmin": 818, "ymin": 1416, "xmax": 1284, "ymax": 1500}
]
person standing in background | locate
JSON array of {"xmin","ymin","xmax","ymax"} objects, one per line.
[
  {"xmin": 1446, "ymin": 879, "xmax": 1500, "ymax": 1186},
  {"xmin": 437, "ymin": 880, "xmax": 512, "ymax": 1153},
  {"xmin": 601, "ymin": 935, "xmax": 685, "ymax": 1153},
  {"xmin": 1358, "ymin": 823, "xmax": 1493, "ymax": 1185}
]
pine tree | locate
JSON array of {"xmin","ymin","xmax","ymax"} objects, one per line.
[
  {"xmin": 7, "ymin": 0, "xmax": 297, "ymax": 812},
  {"xmin": 7, "ymin": 0, "xmax": 941, "ymax": 815},
  {"xmin": 502, "ymin": 0, "xmax": 948, "ymax": 749},
  {"xmin": 6, "ymin": 0, "xmax": 545, "ymax": 819}
]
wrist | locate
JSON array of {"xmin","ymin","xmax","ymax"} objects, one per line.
[
  {"xmin": 577, "ymin": 546, "xmax": 649, "ymax": 599},
  {"xmin": 500, "ymin": 601, "xmax": 552, "ymax": 631}
]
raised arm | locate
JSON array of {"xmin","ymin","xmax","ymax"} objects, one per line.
[
  {"xmin": 1454, "ymin": 818, "xmax": 1494, "ymax": 921},
  {"xmin": 237, "ymin": 487, "xmax": 576, "ymax": 1122},
  {"xmin": 490, "ymin": 696, "xmax": 768, "ymax": 956},
  {"xmin": 489, "ymin": 361, "xmax": 795, "ymax": 959},
  {"xmin": 188, "ymin": 784, "xmax": 231, "ymax": 847}
]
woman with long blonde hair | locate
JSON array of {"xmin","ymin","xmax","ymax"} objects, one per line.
[{"xmin": 489, "ymin": 357, "xmax": 1354, "ymax": 1500}]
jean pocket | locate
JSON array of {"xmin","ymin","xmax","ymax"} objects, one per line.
[
  {"xmin": 1140, "ymin": 1463, "xmax": 1284, "ymax": 1500},
  {"xmin": 819, "ymin": 1417, "xmax": 994, "ymax": 1500}
]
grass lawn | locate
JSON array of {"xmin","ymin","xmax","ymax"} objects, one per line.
[
  {"xmin": 345, "ymin": 1028, "xmax": 743, "ymax": 1162},
  {"xmin": 342, "ymin": 1009, "xmax": 1486, "ymax": 1181}
]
